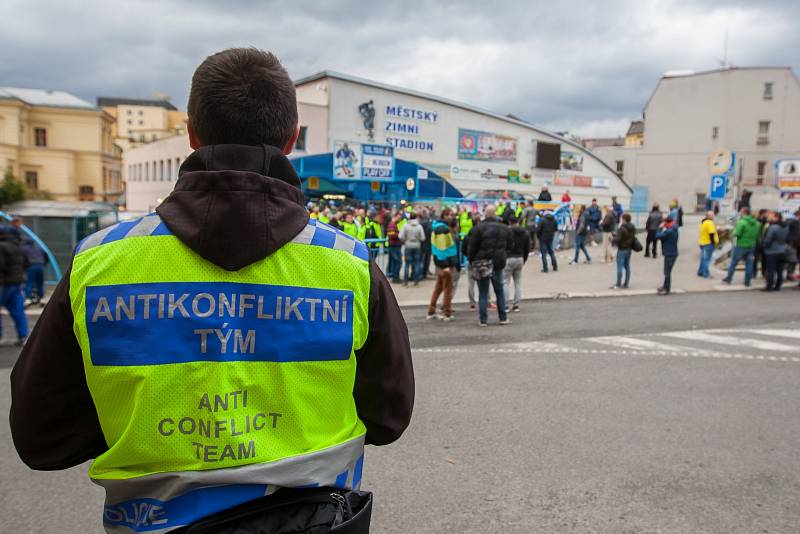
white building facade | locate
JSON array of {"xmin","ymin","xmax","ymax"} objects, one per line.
[
  {"xmin": 123, "ymin": 134, "xmax": 191, "ymax": 214},
  {"xmin": 594, "ymin": 67, "xmax": 800, "ymax": 212},
  {"xmin": 124, "ymin": 72, "xmax": 631, "ymax": 212},
  {"xmin": 295, "ymin": 72, "xmax": 630, "ymax": 204}
]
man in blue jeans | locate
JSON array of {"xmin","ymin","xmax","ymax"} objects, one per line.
[
  {"xmin": 723, "ymin": 206, "xmax": 760, "ymax": 286},
  {"xmin": 20, "ymin": 235, "xmax": 48, "ymax": 302},
  {"xmin": 612, "ymin": 213, "xmax": 636, "ymax": 289},
  {"xmin": 0, "ymin": 228, "xmax": 29, "ymax": 344},
  {"xmin": 536, "ymin": 211, "xmax": 558, "ymax": 272},
  {"xmin": 697, "ymin": 211, "xmax": 718, "ymax": 278},
  {"xmin": 467, "ymin": 207, "xmax": 511, "ymax": 326}
]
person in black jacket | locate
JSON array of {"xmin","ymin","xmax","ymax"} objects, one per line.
[
  {"xmin": 537, "ymin": 185, "xmax": 552, "ymax": 201},
  {"xmin": 612, "ymin": 213, "xmax": 636, "ymax": 289},
  {"xmin": 536, "ymin": 211, "xmax": 558, "ymax": 272},
  {"xmin": 10, "ymin": 48, "xmax": 412, "ymax": 534},
  {"xmin": 0, "ymin": 227, "xmax": 29, "ymax": 344},
  {"xmin": 504, "ymin": 216, "xmax": 530, "ymax": 312},
  {"xmin": 644, "ymin": 204, "xmax": 662, "ymax": 258},
  {"xmin": 467, "ymin": 207, "xmax": 511, "ymax": 326}
]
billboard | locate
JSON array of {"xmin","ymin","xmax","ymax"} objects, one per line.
[
  {"xmin": 777, "ymin": 159, "xmax": 800, "ymax": 192},
  {"xmin": 333, "ymin": 141, "xmax": 395, "ymax": 181},
  {"xmin": 333, "ymin": 141, "xmax": 359, "ymax": 179},
  {"xmin": 560, "ymin": 150, "xmax": 584, "ymax": 171},
  {"xmin": 458, "ymin": 129, "xmax": 517, "ymax": 161},
  {"xmin": 360, "ymin": 144, "xmax": 394, "ymax": 180}
]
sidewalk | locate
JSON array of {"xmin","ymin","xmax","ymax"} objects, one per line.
[{"xmin": 391, "ymin": 233, "xmax": 763, "ymax": 307}]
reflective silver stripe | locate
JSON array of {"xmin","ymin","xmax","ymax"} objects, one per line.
[
  {"xmin": 125, "ymin": 213, "xmax": 162, "ymax": 238},
  {"xmin": 76, "ymin": 224, "xmax": 118, "ymax": 254},
  {"xmin": 95, "ymin": 434, "xmax": 365, "ymax": 505},
  {"xmin": 290, "ymin": 223, "xmax": 316, "ymax": 245},
  {"xmin": 333, "ymin": 233, "xmax": 356, "ymax": 255}
]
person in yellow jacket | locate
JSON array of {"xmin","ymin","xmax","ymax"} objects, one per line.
[
  {"xmin": 458, "ymin": 207, "xmax": 473, "ymax": 237},
  {"xmin": 341, "ymin": 212, "xmax": 359, "ymax": 238},
  {"xmin": 697, "ymin": 210, "xmax": 719, "ymax": 278},
  {"xmin": 10, "ymin": 47, "xmax": 414, "ymax": 533},
  {"xmin": 358, "ymin": 214, "xmax": 383, "ymax": 261}
]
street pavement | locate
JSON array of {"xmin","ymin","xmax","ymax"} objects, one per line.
[
  {"xmin": 2, "ymin": 291, "xmax": 799, "ymax": 533},
  {"xmin": 385, "ymin": 215, "xmax": 772, "ymax": 307}
]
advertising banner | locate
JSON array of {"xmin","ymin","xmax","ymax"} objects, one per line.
[
  {"xmin": 507, "ymin": 169, "xmax": 520, "ymax": 183},
  {"xmin": 457, "ymin": 129, "xmax": 517, "ymax": 161},
  {"xmin": 777, "ymin": 159, "xmax": 800, "ymax": 192},
  {"xmin": 560, "ymin": 151, "xmax": 584, "ymax": 171},
  {"xmin": 333, "ymin": 141, "xmax": 359, "ymax": 179},
  {"xmin": 360, "ymin": 144, "xmax": 394, "ymax": 180}
]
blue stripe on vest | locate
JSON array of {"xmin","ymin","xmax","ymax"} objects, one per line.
[
  {"xmin": 310, "ymin": 225, "xmax": 337, "ymax": 249},
  {"xmin": 100, "ymin": 219, "xmax": 141, "ymax": 245},
  {"xmin": 85, "ymin": 282, "xmax": 354, "ymax": 366},
  {"xmin": 352, "ymin": 454, "xmax": 364, "ymax": 488},
  {"xmin": 150, "ymin": 220, "xmax": 173, "ymax": 236},
  {"xmin": 103, "ymin": 483, "xmax": 269, "ymax": 532}
]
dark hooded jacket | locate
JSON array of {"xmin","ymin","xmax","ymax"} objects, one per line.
[
  {"xmin": 0, "ymin": 232, "xmax": 28, "ymax": 285},
  {"xmin": 10, "ymin": 145, "xmax": 414, "ymax": 474},
  {"xmin": 536, "ymin": 213, "xmax": 557, "ymax": 244},
  {"xmin": 467, "ymin": 217, "xmax": 512, "ymax": 271}
]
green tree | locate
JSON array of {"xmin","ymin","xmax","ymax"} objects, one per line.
[{"xmin": 0, "ymin": 172, "xmax": 27, "ymax": 207}]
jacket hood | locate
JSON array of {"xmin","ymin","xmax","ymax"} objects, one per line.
[
  {"xmin": 407, "ymin": 219, "xmax": 421, "ymax": 226},
  {"xmin": 156, "ymin": 144, "xmax": 308, "ymax": 271}
]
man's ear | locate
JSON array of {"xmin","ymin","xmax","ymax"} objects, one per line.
[
  {"xmin": 283, "ymin": 125, "xmax": 300, "ymax": 155},
  {"xmin": 187, "ymin": 121, "xmax": 202, "ymax": 149}
]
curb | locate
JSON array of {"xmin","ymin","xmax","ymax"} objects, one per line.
[{"xmin": 395, "ymin": 283, "xmax": 760, "ymax": 307}]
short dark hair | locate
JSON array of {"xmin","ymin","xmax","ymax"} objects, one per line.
[
  {"xmin": 622, "ymin": 213, "xmax": 632, "ymax": 222},
  {"xmin": 187, "ymin": 48, "xmax": 298, "ymax": 147}
]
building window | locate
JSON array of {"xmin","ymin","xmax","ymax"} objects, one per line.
[
  {"xmin": 34, "ymin": 127, "xmax": 47, "ymax": 147},
  {"xmin": 615, "ymin": 160, "xmax": 624, "ymax": 175},
  {"xmin": 127, "ymin": 119, "xmax": 132, "ymax": 125},
  {"xmin": 139, "ymin": 134, "xmax": 146, "ymax": 143},
  {"xmin": 139, "ymin": 120, "xmax": 144, "ymax": 126},
  {"xmin": 138, "ymin": 163, "xmax": 143, "ymax": 181},
  {"xmin": 175, "ymin": 157, "xmax": 181, "ymax": 179},
  {"xmin": 24, "ymin": 171, "xmax": 38, "ymax": 190},
  {"xmin": 712, "ymin": 126, "xmax": 719, "ymax": 139},
  {"xmin": 756, "ymin": 160, "xmax": 766, "ymax": 185},
  {"xmin": 160, "ymin": 160, "xmax": 165, "ymax": 180},
  {"xmin": 763, "ymin": 82, "xmax": 773, "ymax": 100},
  {"xmin": 79, "ymin": 185, "xmax": 95, "ymax": 201},
  {"xmin": 166, "ymin": 159, "xmax": 172, "ymax": 181},
  {"xmin": 757, "ymin": 121, "xmax": 770, "ymax": 144},
  {"xmin": 139, "ymin": 110, "xmax": 144, "ymax": 116},
  {"xmin": 127, "ymin": 109, "xmax": 132, "ymax": 115},
  {"xmin": 152, "ymin": 134, "xmax": 158, "ymax": 142},
  {"xmin": 295, "ymin": 126, "xmax": 308, "ymax": 151}
]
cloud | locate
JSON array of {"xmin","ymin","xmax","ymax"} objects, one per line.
[{"xmin": 1, "ymin": 0, "xmax": 798, "ymax": 137}]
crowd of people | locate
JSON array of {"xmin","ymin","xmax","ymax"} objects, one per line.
[{"xmin": 307, "ymin": 191, "xmax": 798, "ymax": 325}]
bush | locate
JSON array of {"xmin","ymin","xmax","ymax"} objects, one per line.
[{"xmin": 0, "ymin": 172, "xmax": 27, "ymax": 207}]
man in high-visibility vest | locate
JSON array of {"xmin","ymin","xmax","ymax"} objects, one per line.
[
  {"xmin": 341, "ymin": 212, "xmax": 359, "ymax": 238},
  {"xmin": 458, "ymin": 207, "xmax": 473, "ymax": 237},
  {"xmin": 358, "ymin": 212, "xmax": 384, "ymax": 262},
  {"xmin": 10, "ymin": 47, "xmax": 414, "ymax": 534}
]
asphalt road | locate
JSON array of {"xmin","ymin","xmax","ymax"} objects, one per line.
[{"xmin": 1, "ymin": 291, "xmax": 799, "ymax": 533}]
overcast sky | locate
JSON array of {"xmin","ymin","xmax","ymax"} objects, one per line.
[{"xmin": 2, "ymin": 0, "xmax": 798, "ymax": 137}]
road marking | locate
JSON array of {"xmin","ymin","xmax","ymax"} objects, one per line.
[
  {"xmin": 587, "ymin": 336, "xmax": 686, "ymax": 352},
  {"xmin": 733, "ymin": 329, "xmax": 800, "ymax": 340},
  {"xmin": 660, "ymin": 331, "xmax": 799, "ymax": 353}
]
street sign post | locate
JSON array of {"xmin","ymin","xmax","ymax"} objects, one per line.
[{"xmin": 708, "ymin": 174, "xmax": 728, "ymax": 200}]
